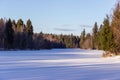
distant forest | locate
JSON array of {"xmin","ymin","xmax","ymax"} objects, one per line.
[
  {"xmin": 0, "ymin": 18, "xmax": 80, "ymax": 50},
  {"xmin": 0, "ymin": 1, "xmax": 120, "ymax": 55}
]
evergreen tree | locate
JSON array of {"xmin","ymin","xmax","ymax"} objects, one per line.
[
  {"xmin": 84, "ymin": 33, "xmax": 92, "ymax": 49},
  {"xmin": 111, "ymin": 1, "xmax": 120, "ymax": 53},
  {"xmin": 93, "ymin": 22, "xmax": 98, "ymax": 37},
  {"xmin": 92, "ymin": 22, "xmax": 98, "ymax": 49},
  {"xmin": 5, "ymin": 19, "xmax": 14, "ymax": 49},
  {"xmin": 99, "ymin": 16, "xmax": 113, "ymax": 51},
  {"xmin": 12, "ymin": 19, "xmax": 17, "ymax": 33},
  {"xmin": 80, "ymin": 29, "xmax": 86, "ymax": 48},
  {"xmin": 17, "ymin": 19, "xmax": 24, "ymax": 32},
  {"xmin": 16, "ymin": 19, "xmax": 27, "ymax": 49},
  {"xmin": 26, "ymin": 19, "xmax": 33, "ymax": 49},
  {"xmin": 26, "ymin": 19, "xmax": 33, "ymax": 35},
  {"xmin": 0, "ymin": 18, "xmax": 5, "ymax": 48}
]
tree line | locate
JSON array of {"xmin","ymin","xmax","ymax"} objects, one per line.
[
  {"xmin": 1, "ymin": 1, "xmax": 120, "ymax": 56},
  {"xmin": 0, "ymin": 19, "xmax": 34, "ymax": 49},
  {"xmin": 0, "ymin": 19, "xmax": 80, "ymax": 50},
  {"xmin": 80, "ymin": 1, "xmax": 120, "ymax": 55}
]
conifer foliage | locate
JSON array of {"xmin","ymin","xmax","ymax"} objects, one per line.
[
  {"xmin": 1, "ymin": 1, "xmax": 120, "ymax": 54},
  {"xmin": 111, "ymin": 2, "xmax": 120, "ymax": 54},
  {"xmin": 99, "ymin": 16, "xmax": 113, "ymax": 51},
  {"xmin": 5, "ymin": 19, "xmax": 14, "ymax": 49},
  {"xmin": 80, "ymin": 1, "xmax": 120, "ymax": 55},
  {"xmin": 0, "ymin": 18, "xmax": 80, "ymax": 50}
]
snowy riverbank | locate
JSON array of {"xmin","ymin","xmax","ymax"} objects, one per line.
[{"xmin": 0, "ymin": 49, "xmax": 120, "ymax": 80}]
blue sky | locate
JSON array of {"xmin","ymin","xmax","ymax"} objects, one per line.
[{"xmin": 0, "ymin": 0, "xmax": 117, "ymax": 35}]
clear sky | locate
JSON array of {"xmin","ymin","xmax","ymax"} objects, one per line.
[{"xmin": 0, "ymin": 0, "xmax": 117, "ymax": 35}]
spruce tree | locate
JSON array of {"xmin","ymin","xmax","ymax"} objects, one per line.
[
  {"xmin": 111, "ymin": 1, "xmax": 120, "ymax": 53},
  {"xmin": 80, "ymin": 29, "xmax": 86, "ymax": 48},
  {"xmin": 5, "ymin": 19, "xmax": 14, "ymax": 49},
  {"xmin": 100, "ymin": 16, "xmax": 113, "ymax": 51},
  {"xmin": 17, "ymin": 19, "xmax": 24, "ymax": 32},
  {"xmin": 92, "ymin": 22, "xmax": 98, "ymax": 49},
  {"xmin": 26, "ymin": 19, "xmax": 33, "ymax": 35},
  {"xmin": 26, "ymin": 19, "xmax": 33, "ymax": 49}
]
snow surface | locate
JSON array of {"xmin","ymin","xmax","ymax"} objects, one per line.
[{"xmin": 0, "ymin": 49, "xmax": 120, "ymax": 80}]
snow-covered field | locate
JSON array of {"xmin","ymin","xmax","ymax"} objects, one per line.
[{"xmin": 0, "ymin": 49, "xmax": 120, "ymax": 80}]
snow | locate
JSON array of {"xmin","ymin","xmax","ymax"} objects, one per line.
[{"xmin": 0, "ymin": 49, "xmax": 120, "ymax": 80}]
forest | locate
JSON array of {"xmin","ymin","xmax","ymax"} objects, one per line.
[
  {"xmin": 0, "ymin": 1, "xmax": 120, "ymax": 56},
  {"xmin": 0, "ymin": 18, "xmax": 80, "ymax": 50}
]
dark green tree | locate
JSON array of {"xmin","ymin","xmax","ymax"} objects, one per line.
[
  {"xmin": 0, "ymin": 18, "xmax": 5, "ymax": 48},
  {"xmin": 99, "ymin": 16, "xmax": 113, "ymax": 51},
  {"xmin": 5, "ymin": 19, "xmax": 14, "ymax": 49},
  {"xmin": 26, "ymin": 19, "xmax": 33, "ymax": 35},
  {"xmin": 111, "ymin": 1, "xmax": 120, "ymax": 54},
  {"xmin": 26, "ymin": 19, "xmax": 34, "ymax": 49},
  {"xmin": 80, "ymin": 29, "xmax": 86, "ymax": 48},
  {"xmin": 92, "ymin": 22, "xmax": 98, "ymax": 49}
]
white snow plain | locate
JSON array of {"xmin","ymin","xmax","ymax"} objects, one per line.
[{"xmin": 0, "ymin": 49, "xmax": 120, "ymax": 80}]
